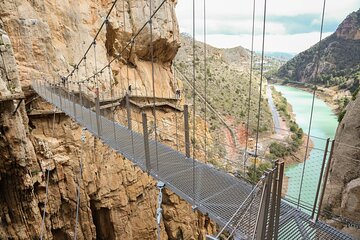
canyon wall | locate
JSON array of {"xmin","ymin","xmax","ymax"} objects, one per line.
[
  {"xmin": 0, "ymin": 0, "xmax": 216, "ymax": 239},
  {"xmin": 323, "ymin": 95, "xmax": 360, "ymax": 238}
]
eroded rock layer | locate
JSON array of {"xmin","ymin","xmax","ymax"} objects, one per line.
[{"xmin": 0, "ymin": 0, "xmax": 216, "ymax": 239}]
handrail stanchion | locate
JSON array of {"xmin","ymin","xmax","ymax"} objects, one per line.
[
  {"xmin": 184, "ymin": 104, "xmax": 190, "ymax": 158},
  {"xmin": 142, "ymin": 112, "xmax": 151, "ymax": 173}
]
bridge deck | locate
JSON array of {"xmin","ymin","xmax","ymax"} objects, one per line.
[{"xmin": 33, "ymin": 81, "xmax": 353, "ymax": 240}]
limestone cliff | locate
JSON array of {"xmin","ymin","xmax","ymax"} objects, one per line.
[
  {"xmin": 323, "ymin": 94, "xmax": 360, "ymax": 238},
  {"xmin": 0, "ymin": 0, "xmax": 216, "ymax": 239}
]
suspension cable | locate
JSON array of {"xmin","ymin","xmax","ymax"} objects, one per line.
[
  {"xmin": 254, "ymin": 0, "xmax": 268, "ymax": 176},
  {"xmin": 74, "ymin": 128, "xmax": 86, "ymax": 239},
  {"xmin": 149, "ymin": 0, "xmax": 160, "ymax": 171},
  {"xmin": 172, "ymin": 0, "xmax": 179, "ymax": 152},
  {"xmin": 124, "ymin": 0, "xmax": 130, "ymax": 94},
  {"xmin": 297, "ymin": 0, "xmax": 327, "ymax": 208},
  {"xmin": 226, "ymin": 186, "xmax": 260, "ymax": 240},
  {"xmin": 244, "ymin": 0, "xmax": 257, "ymax": 176},
  {"xmin": 64, "ymin": 0, "xmax": 120, "ymax": 80},
  {"xmin": 40, "ymin": 107, "xmax": 57, "ymax": 240},
  {"xmin": 215, "ymin": 179, "xmax": 264, "ymax": 238},
  {"xmin": 192, "ymin": 0, "xmax": 197, "ymax": 205},
  {"xmin": 203, "ymin": 0, "xmax": 207, "ymax": 164},
  {"xmin": 62, "ymin": 0, "xmax": 168, "ymax": 86}
]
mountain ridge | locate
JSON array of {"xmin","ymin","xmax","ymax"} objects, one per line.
[{"xmin": 275, "ymin": 9, "xmax": 360, "ymax": 94}]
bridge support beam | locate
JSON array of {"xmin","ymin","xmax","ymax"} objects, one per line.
[
  {"xmin": 142, "ymin": 112, "xmax": 151, "ymax": 173},
  {"xmin": 267, "ymin": 161, "xmax": 279, "ymax": 240},
  {"xmin": 274, "ymin": 162, "xmax": 284, "ymax": 240},
  {"xmin": 184, "ymin": 105, "xmax": 190, "ymax": 158},
  {"xmin": 253, "ymin": 162, "xmax": 284, "ymax": 240},
  {"xmin": 316, "ymin": 140, "xmax": 335, "ymax": 222},
  {"xmin": 311, "ymin": 138, "xmax": 330, "ymax": 221},
  {"xmin": 253, "ymin": 171, "xmax": 271, "ymax": 240}
]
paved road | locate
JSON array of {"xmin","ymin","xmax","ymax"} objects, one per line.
[{"xmin": 267, "ymin": 84, "xmax": 281, "ymax": 134}]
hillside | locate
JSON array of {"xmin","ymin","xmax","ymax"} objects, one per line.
[
  {"xmin": 175, "ymin": 34, "xmax": 273, "ymax": 147},
  {"xmin": 275, "ymin": 9, "xmax": 360, "ymax": 94}
]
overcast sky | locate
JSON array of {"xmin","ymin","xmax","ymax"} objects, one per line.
[{"xmin": 175, "ymin": 0, "xmax": 360, "ymax": 53}]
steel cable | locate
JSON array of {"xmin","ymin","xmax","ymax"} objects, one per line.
[
  {"xmin": 244, "ymin": 0, "xmax": 257, "ymax": 177},
  {"xmin": 297, "ymin": 0, "xmax": 327, "ymax": 208}
]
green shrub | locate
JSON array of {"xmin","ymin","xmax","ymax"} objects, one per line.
[
  {"xmin": 247, "ymin": 162, "xmax": 272, "ymax": 183},
  {"xmin": 269, "ymin": 142, "xmax": 289, "ymax": 157}
]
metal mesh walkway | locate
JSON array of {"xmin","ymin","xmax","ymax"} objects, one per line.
[{"xmin": 33, "ymin": 81, "xmax": 353, "ymax": 240}]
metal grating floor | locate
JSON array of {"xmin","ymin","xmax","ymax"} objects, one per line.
[{"xmin": 33, "ymin": 81, "xmax": 354, "ymax": 240}]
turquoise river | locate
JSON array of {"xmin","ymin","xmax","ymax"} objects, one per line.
[{"xmin": 273, "ymin": 85, "xmax": 339, "ymax": 211}]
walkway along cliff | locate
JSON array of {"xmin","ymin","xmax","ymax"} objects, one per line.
[{"xmin": 0, "ymin": 0, "xmax": 216, "ymax": 239}]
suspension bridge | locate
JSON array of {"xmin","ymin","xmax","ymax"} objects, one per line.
[
  {"xmin": 32, "ymin": 80, "xmax": 353, "ymax": 239},
  {"xmin": 26, "ymin": 0, "xmax": 359, "ymax": 239}
]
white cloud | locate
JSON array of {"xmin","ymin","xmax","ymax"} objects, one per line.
[
  {"xmin": 176, "ymin": 0, "xmax": 360, "ymax": 53},
  {"xmin": 195, "ymin": 32, "xmax": 332, "ymax": 53},
  {"xmin": 181, "ymin": 19, "xmax": 286, "ymax": 35}
]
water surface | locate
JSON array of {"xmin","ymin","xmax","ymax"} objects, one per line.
[{"xmin": 273, "ymin": 85, "xmax": 338, "ymax": 210}]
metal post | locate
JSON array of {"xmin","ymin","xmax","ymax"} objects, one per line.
[
  {"xmin": 260, "ymin": 170, "xmax": 273, "ymax": 239},
  {"xmin": 273, "ymin": 162, "xmax": 284, "ymax": 240},
  {"xmin": 95, "ymin": 88, "xmax": 101, "ymax": 136},
  {"xmin": 267, "ymin": 164, "xmax": 279, "ymax": 240},
  {"xmin": 50, "ymin": 83, "xmax": 54, "ymax": 103},
  {"xmin": 253, "ymin": 174, "xmax": 268, "ymax": 240},
  {"xmin": 126, "ymin": 93, "xmax": 132, "ymax": 130},
  {"xmin": 142, "ymin": 112, "xmax": 151, "ymax": 173},
  {"xmin": 59, "ymin": 82, "xmax": 63, "ymax": 109},
  {"xmin": 72, "ymin": 90, "xmax": 76, "ymax": 120},
  {"xmin": 316, "ymin": 140, "xmax": 335, "ymax": 222},
  {"xmin": 311, "ymin": 138, "xmax": 330, "ymax": 220},
  {"xmin": 79, "ymin": 84, "xmax": 83, "ymax": 121},
  {"xmin": 67, "ymin": 79, "xmax": 70, "ymax": 104},
  {"xmin": 184, "ymin": 105, "xmax": 190, "ymax": 158},
  {"xmin": 175, "ymin": 111, "xmax": 179, "ymax": 151}
]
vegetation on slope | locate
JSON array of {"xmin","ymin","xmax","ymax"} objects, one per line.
[
  {"xmin": 268, "ymin": 87, "xmax": 303, "ymax": 159},
  {"xmin": 176, "ymin": 34, "xmax": 273, "ymax": 137}
]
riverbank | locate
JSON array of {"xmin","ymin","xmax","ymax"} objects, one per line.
[
  {"xmin": 270, "ymin": 85, "xmax": 315, "ymax": 196},
  {"xmin": 270, "ymin": 86, "xmax": 314, "ymax": 164},
  {"xmin": 283, "ymin": 83, "xmax": 351, "ymax": 114},
  {"xmin": 272, "ymin": 84, "xmax": 338, "ymax": 206}
]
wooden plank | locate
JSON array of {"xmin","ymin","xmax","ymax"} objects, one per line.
[
  {"xmin": 129, "ymin": 95, "xmax": 179, "ymax": 102},
  {"xmin": 0, "ymin": 93, "xmax": 25, "ymax": 102},
  {"xmin": 28, "ymin": 109, "xmax": 64, "ymax": 117},
  {"xmin": 128, "ymin": 99, "xmax": 183, "ymax": 112}
]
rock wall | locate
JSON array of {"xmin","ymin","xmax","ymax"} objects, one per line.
[
  {"xmin": 323, "ymin": 95, "xmax": 360, "ymax": 238},
  {"xmin": 0, "ymin": 26, "xmax": 42, "ymax": 239},
  {"xmin": 0, "ymin": 0, "xmax": 180, "ymax": 98},
  {"xmin": 0, "ymin": 0, "xmax": 217, "ymax": 239}
]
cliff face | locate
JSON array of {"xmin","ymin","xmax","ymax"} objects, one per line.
[
  {"xmin": 0, "ymin": 26, "xmax": 41, "ymax": 239},
  {"xmin": 275, "ymin": 9, "xmax": 360, "ymax": 94},
  {"xmin": 0, "ymin": 0, "xmax": 216, "ymax": 239},
  {"xmin": 323, "ymin": 94, "xmax": 360, "ymax": 238},
  {"xmin": 0, "ymin": 0, "xmax": 180, "ymax": 97}
]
